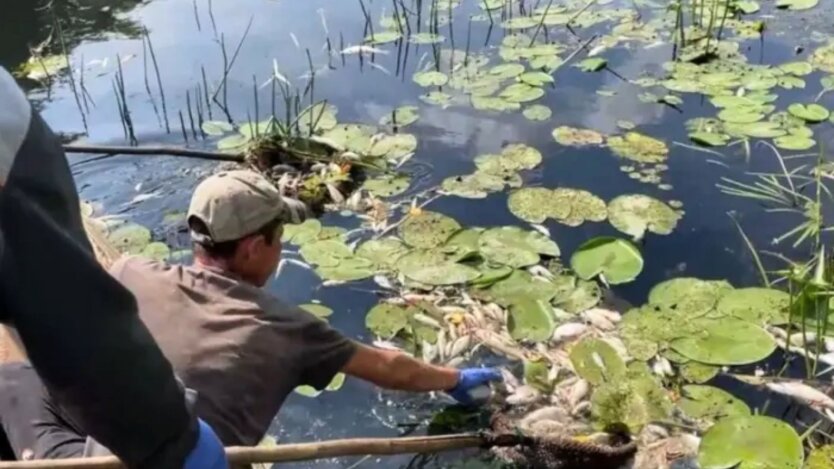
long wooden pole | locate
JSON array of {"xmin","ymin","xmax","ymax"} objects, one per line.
[
  {"xmin": 0, "ymin": 434, "xmax": 495, "ymax": 468},
  {"xmin": 62, "ymin": 144, "xmax": 244, "ymax": 163}
]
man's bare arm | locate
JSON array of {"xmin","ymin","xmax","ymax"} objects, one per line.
[{"xmin": 342, "ymin": 343, "xmax": 460, "ymax": 391}]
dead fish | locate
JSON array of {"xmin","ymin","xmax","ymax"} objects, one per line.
[
  {"xmin": 368, "ymin": 62, "xmax": 392, "ymax": 75},
  {"xmin": 789, "ymin": 331, "xmax": 818, "ymax": 346},
  {"xmin": 421, "ymin": 341, "xmax": 438, "ymax": 363},
  {"xmin": 340, "ymin": 45, "xmax": 389, "ymax": 55},
  {"xmin": 499, "ymin": 368, "xmax": 521, "ymax": 390},
  {"xmin": 436, "ymin": 329, "xmax": 447, "ymax": 362},
  {"xmin": 373, "ymin": 275, "xmax": 395, "ymax": 290},
  {"xmin": 581, "ymin": 309, "xmax": 615, "ymax": 331},
  {"xmin": 412, "ymin": 313, "xmax": 442, "ymax": 329},
  {"xmin": 506, "ymin": 385, "xmax": 541, "ymax": 406},
  {"xmin": 373, "ymin": 339, "xmax": 403, "ymax": 351},
  {"xmin": 325, "ymin": 183, "xmax": 345, "ymax": 204},
  {"xmin": 766, "ymin": 381, "xmax": 834, "ymax": 409},
  {"xmin": 520, "ymin": 406, "xmax": 570, "ymax": 429},
  {"xmin": 586, "ymin": 307, "xmax": 622, "ymax": 323},
  {"xmin": 825, "ymin": 337, "xmax": 834, "ymax": 353},
  {"xmin": 446, "ymin": 356, "xmax": 465, "ymax": 367},
  {"xmin": 530, "ymin": 223, "xmax": 550, "ymax": 237},
  {"xmin": 446, "ymin": 335, "xmax": 471, "ymax": 359},
  {"xmin": 566, "ymin": 379, "xmax": 590, "ymax": 409},
  {"xmin": 552, "ymin": 323, "xmax": 588, "ymax": 342},
  {"xmin": 652, "ymin": 356, "xmax": 674, "ymax": 377},
  {"xmin": 571, "ymin": 401, "xmax": 592, "ymax": 417},
  {"xmin": 528, "ymin": 265, "xmax": 554, "ymax": 280}
]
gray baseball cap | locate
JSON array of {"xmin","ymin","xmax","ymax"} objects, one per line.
[{"xmin": 187, "ymin": 170, "xmax": 309, "ymax": 244}]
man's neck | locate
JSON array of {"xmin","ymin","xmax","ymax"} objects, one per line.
[{"xmin": 193, "ymin": 257, "xmax": 261, "ymax": 287}]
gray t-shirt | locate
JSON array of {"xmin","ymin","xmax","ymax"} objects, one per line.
[{"xmin": 110, "ymin": 256, "xmax": 357, "ymax": 446}]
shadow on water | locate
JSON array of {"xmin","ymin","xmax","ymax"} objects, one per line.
[{"xmin": 6, "ymin": 0, "xmax": 834, "ymax": 466}]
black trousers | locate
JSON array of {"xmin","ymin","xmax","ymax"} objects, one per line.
[{"xmin": 0, "ymin": 363, "xmax": 84, "ymax": 460}]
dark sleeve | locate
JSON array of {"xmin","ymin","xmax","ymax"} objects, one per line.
[
  {"xmin": 297, "ymin": 312, "xmax": 358, "ymax": 390},
  {"xmin": 0, "ymin": 67, "xmax": 198, "ymax": 468}
]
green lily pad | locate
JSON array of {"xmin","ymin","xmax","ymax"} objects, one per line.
[
  {"xmin": 715, "ymin": 287, "xmax": 790, "ymax": 324},
  {"xmin": 775, "ymin": 134, "xmax": 816, "ymax": 150},
  {"xmin": 17, "ymin": 54, "xmax": 69, "ymax": 81},
  {"xmin": 522, "ymin": 104, "xmax": 552, "ymax": 121},
  {"xmin": 500, "ymin": 83, "xmax": 545, "ymax": 103},
  {"xmin": 297, "ymin": 103, "xmax": 339, "ymax": 133},
  {"xmin": 413, "ymin": 70, "xmax": 449, "ymax": 87},
  {"xmin": 366, "ymin": 303, "xmax": 410, "ymax": 339},
  {"xmin": 670, "ymin": 318, "xmax": 776, "ymax": 365},
  {"xmin": 471, "ymin": 95, "xmax": 521, "ymax": 112},
  {"xmin": 549, "ymin": 188, "xmax": 608, "ymax": 226},
  {"xmin": 502, "ymin": 16, "xmax": 541, "ymax": 29},
  {"xmin": 201, "ymin": 120, "xmax": 234, "ymax": 136},
  {"xmin": 282, "ymin": 219, "xmax": 322, "ymax": 246},
  {"xmin": 316, "ymin": 258, "xmax": 374, "ymax": 282},
  {"xmin": 689, "ymin": 131, "xmax": 730, "ymax": 147},
  {"xmin": 300, "ymin": 303, "xmax": 334, "ymax": 319},
  {"xmin": 398, "ymin": 211, "xmax": 461, "ymax": 248},
  {"xmin": 569, "ymin": 338, "xmax": 627, "ymax": 385},
  {"xmin": 484, "ymin": 270, "xmax": 561, "ymax": 306},
  {"xmin": 362, "ymin": 173, "xmax": 411, "ymax": 198},
  {"xmin": 490, "ymin": 63, "xmax": 526, "ymax": 79},
  {"xmin": 443, "ymin": 229, "xmax": 483, "ymax": 262},
  {"xmin": 698, "ymin": 415, "xmax": 803, "ymax": 469},
  {"xmin": 325, "ymin": 372, "xmax": 346, "ymax": 391},
  {"xmin": 500, "ymin": 143, "xmax": 543, "ymax": 170},
  {"xmin": 379, "ymin": 105, "xmax": 420, "ymax": 127},
  {"xmin": 216, "ymin": 134, "xmax": 249, "ymax": 151},
  {"xmin": 509, "ymin": 298, "xmax": 556, "ymax": 343},
  {"xmin": 108, "ymin": 223, "xmax": 152, "ymax": 254},
  {"xmin": 396, "ymin": 251, "xmax": 480, "ymax": 285},
  {"xmin": 724, "ymin": 121, "xmax": 786, "ymax": 138},
  {"xmin": 680, "ymin": 362, "xmax": 720, "ymax": 383},
  {"xmin": 368, "ymin": 133, "xmax": 418, "ymax": 159},
  {"xmin": 140, "ymin": 242, "xmax": 171, "ymax": 261},
  {"xmin": 524, "ymin": 358, "xmax": 553, "ymax": 392},
  {"xmin": 294, "ymin": 385, "xmax": 322, "ymax": 397},
  {"xmin": 410, "ymin": 32, "xmax": 445, "ymax": 44},
  {"xmin": 591, "ymin": 371, "xmax": 672, "ymax": 433},
  {"xmin": 576, "ymin": 57, "xmax": 607, "ymax": 72},
  {"xmin": 355, "ymin": 238, "xmax": 410, "ymax": 271},
  {"xmin": 735, "ymin": 0, "xmax": 760, "ymax": 13},
  {"xmin": 570, "ymin": 237, "xmax": 644, "ymax": 285},
  {"xmin": 717, "ymin": 108, "xmax": 764, "ymax": 124},
  {"xmin": 322, "ymin": 124, "xmax": 375, "ymax": 154},
  {"xmin": 300, "ymin": 240, "xmax": 354, "ymax": 267},
  {"xmin": 806, "ymin": 446, "xmax": 834, "ymax": 469},
  {"xmin": 519, "ymin": 71, "xmax": 554, "ymax": 86},
  {"xmin": 788, "ymin": 103, "xmax": 830, "ymax": 122},
  {"xmin": 507, "ymin": 188, "xmax": 555, "ymax": 223},
  {"xmin": 607, "ymin": 195, "xmax": 681, "ymax": 239},
  {"xmin": 470, "ymin": 262, "xmax": 514, "ymax": 287},
  {"xmin": 420, "ymin": 91, "xmax": 454, "ymax": 108},
  {"xmin": 779, "ymin": 76, "xmax": 807, "ymax": 89},
  {"xmin": 529, "ymin": 54, "xmax": 563, "ymax": 71},
  {"xmin": 478, "ymin": 226, "xmax": 559, "ymax": 268},
  {"xmin": 776, "ymin": 0, "xmax": 818, "ymax": 10},
  {"xmin": 365, "ymin": 30, "xmax": 402, "ymax": 45},
  {"xmin": 554, "ymin": 278, "xmax": 602, "ymax": 314},
  {"xmin": 678, "ymin": 385, "xmax": 750, "ymax": 422},
  {"xmin": 552, "ymin": 126, "xmax": 605, "ymax": 146},
  {"xmin": 607, "ymin": 132, "xmax": 668, "ymax": 164},
  {"xmin": 649, "ymin": 278, "xmax": 733, "ymax": 316}
]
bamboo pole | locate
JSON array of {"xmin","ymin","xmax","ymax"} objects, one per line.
[
  {"xmin": 0, "ymin": 434, "xmax": 495, "ymax": 468},
  {"xmin": 62, "ymin": 145, "xmax": 244, "ymax": 163}
]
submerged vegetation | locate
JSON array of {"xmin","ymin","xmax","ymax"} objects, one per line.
[{"xmin": 27, "ymin": 0, "xmax": 834, "ymax": 465}]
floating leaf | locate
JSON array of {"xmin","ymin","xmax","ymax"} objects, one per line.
[
  {"xmin": 297, "ymin": 103, "xmax": 339, "ymax": 133},
  {"xmin": 294, "ymin": 385, "xmax": 322, "ymax": 398},
  {"xmin": 201, "ymin": 121, "xmax": 234, "ymax": 136},
  {"xmin": 649, "ymin": 278, "xmax": 732, "ymax": 316},
  {"xmin": 680, "ymin": 362, "xmax": 720, "ymax": 383},
  {"xmin": 591, "ymin": 371, "xmax": 671, "ymax": 433},
  {"xmin": 478, "ymin": 226, "xmax": 559, "ymax": 268},
  {"xmin": 442, "ymin": 229, "xmax": 482, "ymax": 263},
  {"xmin": 366, "ymin": 303, "xmax": 410, "ymax": 339},
  {"xmin": 507, "ymin": 188, "xmax": 554, "ymax": 223},
  {"xmin": 300, "ymin": 303, "xmax": 334, "ymax": 319},
  {"xmin": 282, "ymin": 219, "xmax": 322, "ymax": 245},
  {"xmin": 362, "ymin": 173, "xmax": 411, "ymax": 197},
  {"xmin": 140, "ymin": 242, "xmax": 171, "ymax": 261},
  {"xmin": 576, "ymin": 57, "xmax": 607, "ymax": 72},
  {"xmin": 806, "ymin": 446, "xmax": 834, "ymax": 469},
  {"xmin": 689, "ymin": 131, "xmax": 730, "ymax": 147},
  {"xmin": 608, "ymin": 195, "xmax": 681, "ymax": 239},
  {"xmin": 716, "ymin": 287, "xmax": 790, "ymax": 324},
  {"xmin": 570, "ymin": 237, "xmax": 644, "ymax": 285},
  {"xmin": 356, "ymin": 238, "xmax": 410, "ymax": 271},
  {"xmin": 379, "ymin": 105, "xmax": 420, "ymax": 127},
  {"xmin": 325, "ymin": 372, "xmax": 346, "ymax": 391},
  {"xmin": 316, "ymin": 258, "xmax": 374, "ymax": 281},
  {"xmin": 368, "ymin": 133, "xmax": 418, "ymax": 159},
  {"xmin": 774, "ymin": 134, "xmax": 816, "ymax": 150},
  {"xmin": 724, "ymin": 121, "xmax": 786, "ymax": 138},
  {"xmin": 734, "ymin": 0, "xmax": 760, "ymax": 13},
  {"xmin": 678, "ymin": 385, "xmax": 750, "ymax": 421},
  {"xmin": 698, "ymin": 416, "xmax": 803, "ymax": 469},
  {"xmin": 413, "ymin": 70, "xmax": 449, "ymax": 87},
  {"xmin": 549, "ymin": 188, "xmax": 608, "ymax": 226},
  {"xmin": 490, "ymin": 63, "xmax": 526, "ymax": 79},
  {"xmin": 607, "ymin": 132, "xmax": 668, "ymax": 163},
  {"xmin": 108, "ymin": 223, "xmax": 151, "ymax": 254},
  {"xmin": 554, "ymin": 279, "xmax": 602, "ymax": 314},
  {"xmin": 522, "ymin": 104, "xmax": 552, "ymax": 121},
  {"xmin": 500, "ymin": 83, "xmax": 545, "ymax": 103},
  {"xmin": 717, "ymin": 108, "xmax": 764, "ymax": 124},
  {"xmin": 670, "ymin": 318, "xmax": 776, "ymax": 365},
  {"xmin": 17, "ymin": 54, "xmax": 69, "ymax": 81},
  {"xmin": 396, "ymin": 251, "xmax": 481, "ymax": 285},
  {"xmin": 365, "ymin": 30, "xmax": 402, "ymax": 45},
  {"xmin": 471, "ymin": 95, "xmax": 521, "ymax": 112},
  {"xmin": 552, "ymin": 126, "xmax": 604, "ymax": 146},
  {"xmin": 570, "ymin": 338, "xmax": 627, "ymax": 385},
  {"xmin": 519, "ymin": 71, "xmax": 554, "ymax": 86},
  {"xmin": 501, "ymin": 143, "xmax": 543, "ymax": 170},
  {"xmin": 410, "ymin": 32, "xmax": 445, "ymax": 44},
  {"xmin": 322, "ymin": 124, "xmax": 375, "ymax": 154},
  {"xmin": 508, "ymin": 298, "xmax": 556, "ymax": 343},
  {"xmin": 788, "ymin": 103, "xmax": 830, "ymax": 122},
  {"xmin": 398, "ymin": 211, "xmax": 461, "ymax": 248},
  {"xmin": 775, "ymin": 0, "xmax": 818, "ymax": 10},
  {"xmin": 524, "ymin": 358, "xmax": 553, "ymax": 392},
  {"xmin": 420, "ymin": 91, "xmax": 453, "ymax": 108},
  {"xmin": 485, "ymin": 270, "xmax": 562, "ymax": 306},
  {"xmin": 216, "ymin": 134, "xmax": 249, "ymax": 151},
  {"xmin": 441, "ymin": 172, "xmax": 505, "ymax": 199},
  {"xmin": 300, "ymin": 240, "xmax": 354, "ymax": 267}
]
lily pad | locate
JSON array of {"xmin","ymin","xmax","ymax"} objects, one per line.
[
  {"xmin": 201, "ymin": 121, "xmax": 234, "ymax": 136},
  {"xmin": 362, "ymin": 174, "xmax": 411, "ymax": 198},
  {"xmin": 490, "ymin": 63, "xmax": 526, "ymax": 79},
  {"xmin": 549, "ymin": 188, "xmax": 607, "ymax": 226},
  {"xmin": 576, "ymin": 57, "xmax": 607, "ymax": 72},
  {"xmin": 774, "ymin": 134, "xmax": 816, "ymax": 150},
  {"xmin": 485, "ymin": 270, "xmax": 561, "ymax": 306},
  {"xmin": 569, "ymin": 338, "xmax": 627, "ymax": 385},
  {"xmin": 216, "ymin": 134, "xmax": 249, "ymax": 151},
  {"xmin": 715, "ymin": 287, "xmax": 790, "ymax": 324},
  {"xmin": 316, "ymin": 258, "xmax": 375, "ymax": 282},
  {"xmin": 775, "ymin": 0, "xmax": 818, "ymax": 10},
  {"xmin": 591, "ymin": 371, "xmax": 671, "ymax": 433},
  {"xmin": 689, "ymin": 131, "xmax": 730, "ymax": 147},
  {"xmin": 807, "ymin": 446, "xmax": 834, "ymax": 469},
  {"xmin": 680, "ymin": 362, "xmax": 720, "ymax": 383},
  {"xmin": 788, "ymin": 103, "xmax": 830, "ymax": 122},
  {"xmin": 471, "ymin": 95, "xmax": 521, "ymax": 112},
  {"xmin": 365, "ymin": 303, "xmax": 410, "ymax": 339},
  {"xmin": 420, "ymin": 91, "xmax": 454, "ymax": 108},
  {"xmin": 522, "ymin": 104, "xmax": 552, "ymax": 121},
  {"xmin": 508, "ymin": 298, "xmax": 556, "ymax": 343},
  {"xmin": 570, "ymin": 237, "xmax": 644, "ymax": 285},
  {"xmin": 365, "ymin": 30, "xmax": 402, "ymax": 45},
  {"xmin": 379, "ymin": 105, "xmax": 420, "ymax": 127},
  {"xmin": 507, "ymin": 188, "xmax": 554, "ymax": 223},
  {"xmin": 300, "ymin": 239, "xmax": 355, "ymax": 267},
  {"xmin": 108, "ymin": 223, "xmax": 151, "ymax": 254},
  {"xmin": 670, "ymin": 318, "xmax": 776, "ymax": 365},
  {"xmin": 17, "ymin": 54, "xmax": 69, "ymax": 81},
  {"xmin": 478, "ymin": 226, "xmax": 559, "ymax": 268},
  {"xmin": 368, "ymin": 133, "xmax": 418, "ymax": 159},
  {"xmin": 500, "ymin": 143, "xmax": 543, "ymax": 170},
  {"xmin": 396, "ymin": 251, "xmax": 480, "ymax": 285},
  {"xmin": 441, "ymin": 172, "xmax": 505, "ymax": 199},
  {"xmin": 724, "ymin": 121, "xmax": 786, "ymax": 138},
  {"xmin": 554, "ymin": 279, "xmax": 602, "ymax": 314},
  {"xmin": 678, "ymin": 385, "xmax": 750, "ymax": 422},
  {"xmin": 398, "ymin": 211, "xmax": 461, "ymax": 248},
  {"xmin": 322, "ymin": 124, "xmax": 375, "ymax": 154},
  {"xmin": 552, "ymin": 126, "xmax": 605, "ymax": 146},
  {"xmin": 519, "ymin": 71, "xmax": 554, "ymax": 86},
  {"xmin": 649, "ymin": 278, "xmax": 733, "ymax": 316},
  {"xmin": 413, "ymin": 70, "xmax": 449, "ymax": 87},
  {"xmin": 524, "ymin": 358, "xmax": 553, "ymax": 392},
  {"xmin": 607, "ymin": 132, "xmax": 668, "ymax": 164},
  {"xmin": 734, "ymin": 0, "xmax": 760, "ymax": 13},
  {"xmin": 297, "ymin": 103, "xmax": 339, "ymax": 133},
  {"xmin": 140, "ymin": 242, "xmax": 171, "ymax": 261},
  {"xmin": 698, "ymin": 415, "xmax": 803, "ymax": 469},
  {"xmin": 607, "ymin": 195, "xmax": 681, "ymax": 239},
  {"xmin": 282, "ymin": 219, "xmax": 322, "ymax": 245},
  {"xmin": 300, "ymin": 303, "xmax": 334, "ymax": 319},
  {"xmin": 356, "ymin": 238, "xmax": 410, "ymax": 271},
  {"xmin": 442, "ymin": 228, "xmax": 483, "ymax": 262},
  {"xmin": 500, "ymin": 83, "xmax": 545, "ymax": 103},
  {"xmin": 410, "ymin": 32, "xmax": 445, "ymax": 44},
  {"xmin": 717, "ymin": 108, "xmax": 764, "ymax": 124}
]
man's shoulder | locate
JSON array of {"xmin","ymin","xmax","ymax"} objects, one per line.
[{"xmin": 109, "ymin": 255, "xmax": 167, "ymax": 279}]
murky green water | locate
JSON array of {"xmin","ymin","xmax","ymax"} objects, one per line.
[{"xmin": 6, "ymin": 0, "xmax": 834, "ymax": 466}]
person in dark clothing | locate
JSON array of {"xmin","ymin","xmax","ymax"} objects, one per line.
[{"xmin": 0, "ymin": 66, "xmax": 227, "ymax": 468}]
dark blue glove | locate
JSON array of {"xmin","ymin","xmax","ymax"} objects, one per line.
[
  {"xmin": 184, "ymin": 419, "xmax": 228, "ymax": 469},
  {"xmin": 447, "ymin": 368, "xmax": 503, "ymax": 406}
]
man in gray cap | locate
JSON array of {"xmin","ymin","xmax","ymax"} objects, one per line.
[{"xmin": 104, "ymin": 169, "xmax": 502, "ymax": 447}]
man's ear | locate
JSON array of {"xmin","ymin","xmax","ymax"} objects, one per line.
[{"xmin": 237, "ymin": 234, "xmax": 266, "ymax": 260}]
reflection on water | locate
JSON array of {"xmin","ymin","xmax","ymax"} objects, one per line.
[{"xmin": 5, "ymin": 0, "xmax": 834, "ymax": 466}]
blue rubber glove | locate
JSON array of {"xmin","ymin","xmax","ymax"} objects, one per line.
[
  {"xmin": 447, "ymin": 368, "xmax": 503, "ymax": 406},
  {"xmin": 184, "ymin": 419, "xmax": 228, "ymax": 469}
]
